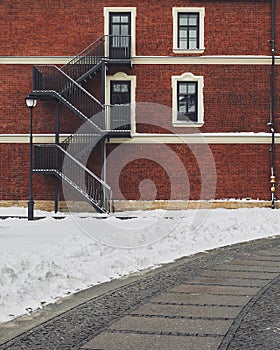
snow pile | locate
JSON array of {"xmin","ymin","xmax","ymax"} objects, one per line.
[{"xmin": 0, "ymin": 207, "xmax": 279, "ymax": 323}]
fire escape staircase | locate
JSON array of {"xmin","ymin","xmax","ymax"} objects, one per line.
[{"xmin": 29, "ymin": 35, "xmax": 132, "ymax": 213}]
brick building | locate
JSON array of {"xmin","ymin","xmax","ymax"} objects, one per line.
[{"xmin": 0, "ymin": 0, "xmax": 279, "ymax": 212}]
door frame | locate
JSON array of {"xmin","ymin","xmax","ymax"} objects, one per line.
[
  {"xmin": 106, "ymin": 72, "xmax": 136, "ymax": 134},
  {"xmin": 104, "ymin": 7, "xmax": 137, "ymax": 58},
  {"xmin": 109, "ymin": 12, "xmax": 131, "ymax": 59}
]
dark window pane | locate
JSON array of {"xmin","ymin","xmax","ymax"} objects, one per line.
[
  {"xmin": 188, "ymin": 14, "xmax": 198, "ymax": 26},
  {"xmin": 111, "ymin": 15, "xmax": 120, "ymax": 23},
  {"xmin": 113, "ymin": 84, "xmax": 121, "ymax": 92},
  {"xmin": 179, "ymin": 40, "xmax": 188, "ymax": 49},
  {"xmin": 121, "ymin": 15, "xmax": 129, "ymax": 23},
  {"xmin": 178, "ymin": 12, "xmax": 199, "ymax": 49},
  {"xmin": 177, "ymin": 82, "xmax": 198, "ymax": 122},
  {"xmin": 189, "ymin": 29, "xmax": 197, "ymax": 39},
  {"xmin": 120, "ymin": 25, "xmax": 129, "ymax": 36},
  {"xmin": 179, "ymin": 83, "xmax": 187, "ymax": 94},
  {"xmin": 187, "ymin": 83, "xmax": 196, "ymax": 94},
  {"xmin": 179, "ymin": 14, "xmax": 188, "ymax": 25}
]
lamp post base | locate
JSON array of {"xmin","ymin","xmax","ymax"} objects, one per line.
[{"xmin": 28, "ymin": 199, "xmax": 34, "ymax": 220}]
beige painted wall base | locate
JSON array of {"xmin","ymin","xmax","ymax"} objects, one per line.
[
  {"xmin": 113, "ymin": 200, "xmax": 278, "ymax": 211},
  {"xmin": 0, "ymin": 200, "xmax": 277, "ymax": 213},
  {"xmin": 0, "ymin": 201, "xmax": 68, "ymax": 213}
]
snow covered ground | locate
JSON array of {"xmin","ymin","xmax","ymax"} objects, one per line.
[{"xmin": 0, "ymin": 206, "xmax": 279, "ymax": 324}]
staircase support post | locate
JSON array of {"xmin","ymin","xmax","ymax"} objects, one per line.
[
  {"xmin": 55, "ymin": 101, "xmax": 60, "ymax": 145},
  {"xmin": 101, "ymin": 59, "xmax": 106, "ymax": 105},
  {"xmin": 54, "ymin": 101, "xmax": 60, "ymax": 213},
  {"xmin": 101, "ymin": 138, "xmax": 106, "ymax": 183},
  {"xmin": 101, "ymin": 138, "xmax": 107, "ymax": 209},
  {"xmin": 101, "ymin": 59, "xmax": 107, "ymax": 129},
  {"xmin": 54, "ymin": 178, "xmax": 60, "ymax": 213}
]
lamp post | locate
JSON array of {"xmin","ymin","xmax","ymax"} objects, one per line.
[{"xmin": 25, "ymin": 96, "xmax": 37, "ymax": 220}]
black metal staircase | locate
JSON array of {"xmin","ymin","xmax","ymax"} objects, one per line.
[
  {"xmin": 34, "ymin": 143, "xmax": 112, "ymax": 213},
  {"xmin": 61, "ymin": 35, "xmax": 131, "ymax": 83},
  {"xmin": 30, "ymin": 35, "xmax": 132, "ymax": 213}
]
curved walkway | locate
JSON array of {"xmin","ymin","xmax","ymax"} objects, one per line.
[{"xmin": 1, "ymin": 235, "xmax": 280, "ymax": 350}]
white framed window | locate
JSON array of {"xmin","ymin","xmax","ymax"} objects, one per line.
[
  {"xmin": 172, "ymin": 7, "xmax": 205, "ymax": 54},
  {"xmin": 104, "ymin": 7, "xmax": 136, "ymax": 58},
  {"xmin": 106, "ymin": 72, "xmax": 136, "ymax": 133},
  {"xmin": 172, "ymin": 72, "xmax": 204, "ymax": 127}
]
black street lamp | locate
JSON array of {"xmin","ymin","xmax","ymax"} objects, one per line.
[{"xmin": 25, "ymin": 96, "xmax": 37, "ymax": 220}]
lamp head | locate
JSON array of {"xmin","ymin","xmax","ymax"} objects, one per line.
[{"xmin": 25, "ymin": 96, "xmax": 37, "ymax": 108}]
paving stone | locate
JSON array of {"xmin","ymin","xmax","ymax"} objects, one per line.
[
  {"xmin": 200, "ymin": 270, "xmax": 278, "ymax": 280},
  {"xmin": 223, "ymin": 276, "xmax": 280, "ymax": 350},
  {"xmin": 245, "ymin": 254, "xmax": 280, "ymax": 262},
  {"xmin": 216, "ymin": 262, "xmax": 280, "ymax": 271},
  {"xmin": 131, "ymin": 303, "xmax": 242, "ymax": 319},
  {"xmin": 230, "ymin": 258, "xmax": 280, "ymax": 272},
  {"xmin": 151, "ymin": 292, "xmax": 251, "ymax": 306},
  {"xmin": 81, "ymin": 332, "xmax": 222, "ymax": 350},
  {"xmin": 257, "ymin": 249, "xmax": 280, "ymax": 256},
  {"xmin": 190, "ymin": 276, "xmax": 267, "ymax": 287},
  {"xmin": 169, "ymin": 284, "xmax": 260, "ymax": 296},
  {"xmin": 109, "ymin": 315, "xmax": 233, "ymax": 335}
]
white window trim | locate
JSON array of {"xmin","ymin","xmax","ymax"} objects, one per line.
[
  {"xmin": 106, "ymin": 72, "xmax": 136, "ymax": 134},
  {"xmin": 104, "ymin": 7, "xmax": 137, "ymax": 57},
  {"xmin": 172, "ymin": 7, "xmax": 205, "ymax": 54},
  {"xmin": 172, "ymin": 72, "xmax": 204, "ymax": 127}
]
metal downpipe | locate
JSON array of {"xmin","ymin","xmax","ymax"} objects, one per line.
[{"xmin": 269, "ymin": 0, "xmax": 276, "ymax": 208}]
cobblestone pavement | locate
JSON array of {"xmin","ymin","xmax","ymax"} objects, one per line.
[{"xmin": 1, "ymin": 235, "xmax": 280, "ymax": 350}]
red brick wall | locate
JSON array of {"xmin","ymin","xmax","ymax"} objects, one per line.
[
  {"xmin": 0, "ymin": 65, "xmax": 85, "ymax": 134},
  {"xmin": 0, "ymin": 142, "xmax": 275, "ymax": 202},
  {"xmin": 80, "ymin": 63, "xmax": 273, "ymax": 134},
  {"xmin": 0, "ymin": 144, "xmax": 56, "ymax": 200},
  {"xmin": 106, "ymin": 143, "xmax": 272, "ymax": 201},
  {"xmin": 1, "ymin": 63, "xmax": 274, "ymax": 135},
  {"xmin": 1, "ymin": 0, "xmax": 272, "ymax": 56}
]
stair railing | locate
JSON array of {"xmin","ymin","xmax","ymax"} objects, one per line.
[
  {"xmin": 104, "ymin": 104, "xmax": 132, "ymax": 131},
  {"xmin": 106, "ymin": 35, "xmax": 131, "ymax": 60},
  {"xmin": 33, "ymin": 66, "xmax": 132, "ymax": 133},
  {"xmin": 33, "ymin": 65, "xmax": 105, "ymax": 131},
  {"xmin": 61, "ymin": 36, "xmax": 105, "ymax": 81},
  {"xmin": 61, "ymin": 133, "xmax": 101, "ymax": 161},
  {"xmin": 34, "ymin": 144, "xmax": 112, "ymax": 213},
  {"xmin": 60, "ymin": 35, "xmax": 131, "ymax": 82}
]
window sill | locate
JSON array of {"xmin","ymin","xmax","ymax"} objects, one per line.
[
  {"xmin": 173, "ymin": 48, "xmax": 205, "ymax": 54},
  {"xmin": 172, "ymin": 121, "xmax": 204, "ymax": 128}
]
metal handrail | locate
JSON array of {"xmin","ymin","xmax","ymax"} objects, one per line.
[
  {"xmin": 33, "ymin": 65, "xmax": 105, "ymax": 130},
  {"xmin": 33, "ymin": 66, "xmax": 132, "ymax": 132},
  {"xmin": 34, "ymin": 65, "xmax": 102, "ymax": 106},
  {"xmin": 61, "ymin": 133, "xmax": 101, "ymax": 160},
  {"xmin": 60, "ymin": 35, "xmax": 131, "ymax": 81},
  {"xmin": 103, "ymin": 104, "xmax": 131, "ymax": 131},
  {"xmin": 34, "ymin": 144, "xmax": 112, "ymax": 212},
  {"xmin": 61, "ymin": 36, "xmax": 105, "ymax": 68}
]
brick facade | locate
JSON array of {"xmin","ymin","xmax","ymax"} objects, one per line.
[
  {"xmin": 1, "ymin": 1, "xmax": 272, "ymax": 56},
  {"xmin": 0, "ymin": 0, "xmax": 279, "ymax": 209}
]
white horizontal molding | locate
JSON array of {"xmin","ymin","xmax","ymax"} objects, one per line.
[
  {"xmin": 0, "ymin": 56, "xmax": 72, "ymax": 64},
  {"xmin": 0, "ymin": 134, "xmax": 70, "ymax": 143},
  {"xmin": 133, "ymin": 56, "xmax": 278, "ymax": 65},
  {"xmin": 108, "ymin": 133, "xmax": 279, "ymax": 144},
  {"xmin": 0, "ymin": 55, "xmax": 279, "ymax": 65},
  {"xmin": 0, "ymin": 133, "xmax": 276, "ymax": 144}
]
